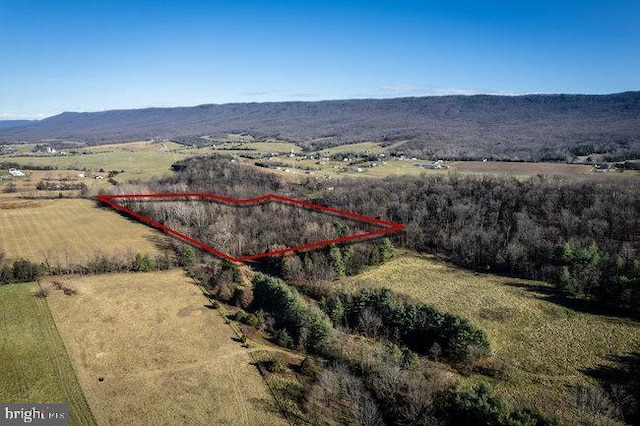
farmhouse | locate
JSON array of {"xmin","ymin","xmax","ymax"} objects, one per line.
[{"xmin": 9, "ymin": 168, "xmax": 25, "ymax": 177}]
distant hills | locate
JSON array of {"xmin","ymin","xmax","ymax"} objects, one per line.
[
  {"xmin": 0, "ymin": 120, "xmax": 36, "ymax": 130},
  {"xmin": 1, "ymin": 92, "xmax": 638, "ymax": 161}
]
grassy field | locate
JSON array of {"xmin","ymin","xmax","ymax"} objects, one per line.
[
  {"xmin": 44, "ymin": 270, "xmax": 286, "ymax": 425},
  {"xmin": 221, "ymin": 141, "xmax": 302, "ymax": 153},
  {"xmin": 0, "ymin": 198, "xmax": 163, "ymax": 265},
  {"xmin": 1, "ymin": 151, "xmax": 183, "ymax": 182},
  {"xmin": 2, "ymin": 140, "xmax": 638, "ymax": 186},
  {"xmin": 83, "ymin": 141, "xmax": 184, "ymax": 153},
  {"xmin": 340, "ymin": 251, "xmax": 640, "ymax": 425},
  {"xmin": 0, "ymin": 282, "xmax": 96, "ymax": 425}
]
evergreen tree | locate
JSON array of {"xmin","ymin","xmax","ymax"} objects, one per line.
[{"xmin": 329, "ymin": 245, "xmax": 345, "ymax": 278}]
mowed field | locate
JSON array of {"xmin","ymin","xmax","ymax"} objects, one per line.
[
  {"xmin": 44, "ymin": 270, "xmax": 286, "ymax": 426},
  {"xmin": 0, "ymin": 198, "xmax": 163, "ymax": 264},
  {"xmin": 2, "ymin": 150, "xmax": 182, "ymax": 183},
  {"xmin": 0, "ymin": 282, "xmax": 95, "ymax": 425},
  {"xmin": 341, "ymin": 252, "xmax": 640, "ymax": 425}
]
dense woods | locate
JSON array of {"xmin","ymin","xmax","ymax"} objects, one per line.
[{"xmin": 117, "ymin": 197, "xmax": 378, "ymax": 259}]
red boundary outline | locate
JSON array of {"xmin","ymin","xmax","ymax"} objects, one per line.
[{"xmin": 96, "ymin": 193, "xmax": 406, "ymax": 262}]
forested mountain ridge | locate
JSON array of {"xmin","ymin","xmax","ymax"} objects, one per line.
[
  {"xmin": 1, "ymin": 92, "xmax": 639, "ymax": 161},
  {"xmin": 0, "ymin": 120, "xmax": 36, "ymax": 130}
]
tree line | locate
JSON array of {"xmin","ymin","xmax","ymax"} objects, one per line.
[{"xmin": 0, "ymin": 246, "xmax": 197, "ymax": 285}]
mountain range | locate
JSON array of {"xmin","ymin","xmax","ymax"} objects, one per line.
[{"xmin": 1, "ymin": 92, "xmax": 638, "ymax": 161}]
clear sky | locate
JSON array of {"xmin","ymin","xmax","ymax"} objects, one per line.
[{"xmin": 1, "ymin": 0, "xmax": 638, "ymax": 119}]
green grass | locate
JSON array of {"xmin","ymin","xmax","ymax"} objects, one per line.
[
  {"xmin": 1, "ymin": 150, "xmax": 185, "ymax": 182},
  {"xmin": 340, "ymin": 251, "xmax": 640, "ymax": 425},
  {"xmin": 0, "ymin": 282, "xmax": 95, "ymax": 425}
]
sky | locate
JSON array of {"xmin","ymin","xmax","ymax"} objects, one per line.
[{"xmin": 0, "ymin": 0, "xmax": 638, "ymax": 119}]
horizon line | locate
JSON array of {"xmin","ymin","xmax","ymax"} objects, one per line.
[{"xmin": 1, "ymin": 90, "xmax": 638, "ymax": 121}]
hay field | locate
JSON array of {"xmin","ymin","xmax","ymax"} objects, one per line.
[
  {"xmin": 448, "ymin": 160, "xmax": 594, "ymax": 176},
  {"xmin": 0, "ymin": 282, "xmax": 95, "ymax": 425},
  {"xmin": 223, "ymin": 141, "xmax": 302, "ymax": 153},
  {"xmin": 44, "ymin": 270, "xmax": 286, "ymax": 426},
  {"xmin": 84, "ymin": 141, "xmax": 183, "ymax": 153},
  {"xmin": 341, "ymin": 252, "xmax": 640, "ymax": 424},
  {"xmin": 0, "ymin": 198, "xmax": 163, "ymax": 264},
  {"xmin": 1, "ymin": 150, "xmax": 183, "ymax": 182}
]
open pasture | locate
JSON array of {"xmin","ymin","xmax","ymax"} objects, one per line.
[
  {"xmin": 44, "ymin": 270, "xmax": 286, "ymax": 425},
  {"xmin": 341, "ymin": 252, "xmax": 640, "ymax": 425},
  {"xmin": 83, "ymin": 140, "xmax": 184, "ymax": 153},
  {"xmin": 0, "ymin": 198, "xmax": 163, "ymax": 265},
  {"xmin": 1, "ymin": 149, "xmax": 184, "ymax": 182}
]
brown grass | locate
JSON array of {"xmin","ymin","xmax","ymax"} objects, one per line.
[
  {"xmin": 340, "ymin": 251, "xmax": 640, "ymax": 425},
  {"xmin": 84, "ymin": 141, "xmax": 160, "ymax": 152},
  {"xmin": 0, "ymin": 198, "xmax": 164, "ymax": 265},
  {"xmin": 448, "ymin": 161, "xmax": 595, "ymax": 176},
  {"xmin": 44, "ymin": 270, "xmax": 287, "ymax": 425}
]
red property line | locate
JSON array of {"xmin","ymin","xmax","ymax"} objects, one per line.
[{"xmin": 96, "ymin": 193, "xmax": 405, "ymax": 262}]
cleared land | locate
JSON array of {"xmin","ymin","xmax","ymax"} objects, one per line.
[
  {"xmin": 44, "ymin": 270, "xmax": 286, "ymax": 426},
  {"xmin": 2, "ymin": 139, "xmax": 638, "ymax": 187},
  {"xmin": 0, "ymin": 282, "xmax": 95, "ymax": 425},
  {"xmin": 0, "ymin": 198, "xmax": 163, "ymax": 264},
  {"xmin": 446, "ymin": 160, "xmax": 627, "ymax": 178},
  {"xmin": 317, "ymin": 141, "xmax": 385, "ymax": 155},
  {"xmin": 1, "ymin": 149, "xmax": 184, "ymax": 182},
  {"xmin": 341, "ymin": 252, "xmax": 640, "ymax": 425}
]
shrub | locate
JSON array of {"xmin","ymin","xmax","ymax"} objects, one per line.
[
  {"xmin": 3, "ymin": 182, "xmax": 17, "ymax": 193},
  {"xmin": 178, "ymin": 246, "xmax": 196, "ymax": 267},
  {"xmin": 132, "ymin": 253, "xmax": 152, "ymax": 272},
  {"xmin": 232, "ymin": 310, "xmax": 249, "ymax": 324},
  {"xmin": 275, "ymin": 329, "xmax": 295, "ymax": 349},
  {"xmin": 247, "ymin": 313, "xmax": 262, "ymax": 328},
  {"xmin": 231, "ymin": 287, "xmax": 253, "ymax": 308},
  {"xmin": 0, "ymin": 265, "xmax": 14, "ymax": 284},
  {"xmin": 11, "ymin": 259, "xmax": 42, "ymax": 282},
  {"xmin": 265, "ymin": 358, "xmax": 288, "ymax": 373},
  {"xmin": 300, "ymin": 357, "xmax": 322, "ymax": 378},
  {"xmin": 33, "ymin": 287, "xmax": 49, "ymax": 298}
]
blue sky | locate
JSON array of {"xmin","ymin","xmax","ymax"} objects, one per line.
[{"xmin": 1, "ymin": 0, "xmax": 638, "ymax": 119}]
